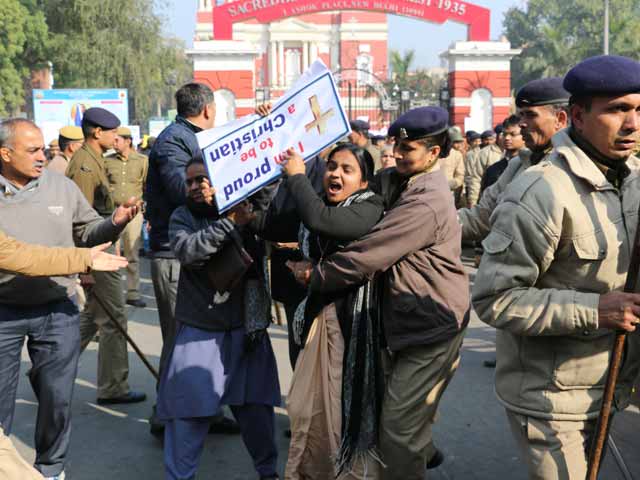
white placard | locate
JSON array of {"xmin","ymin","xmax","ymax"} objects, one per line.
[{"xmin": 197, "ymin": 60, "xmax": 350, "ymax": 212}]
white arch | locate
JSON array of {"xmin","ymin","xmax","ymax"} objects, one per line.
[
  {"xmin": 214, "ymin": 89, "xmax": 236, "ymax": 127},
  {"xmin": 468, "ymin": 88, "xmax": 493, "ymax": 133}
]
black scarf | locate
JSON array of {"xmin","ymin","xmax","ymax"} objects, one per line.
[
  {"xmin": 569, "ymin": 127, "xmax": 631, "ymax": 189},
  {"xmin": 294, "ymin": 190, "xmax": 384, "ymax": 476}
]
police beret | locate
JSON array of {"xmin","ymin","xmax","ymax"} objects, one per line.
[
  {"xmin": 82, "ymin": 107, "xmax": 120, "ymax": 130},
  {"xmin": 494, "ymin": 125, "xmax": 504, "ymax": 135},
  {"xmin": 48, "ymin": 139, "xmax": 59, "ymax": 147},
  {"xmin": 467, "ymin": 131, "xmax": 481, "ymax": 141},
  {"xmin": 59, "ymin": 126, "xmax": 83, "ymax": 141},
  {"xmin": 516, "ymin": 77, "xmax": 570, "ymax": 108},
  {"xmin": 465, "ymin": 130, "xmax": 478, "ymax": 139},
  {"xmin": 389, "ymin": 107, "xmax": 449, "ymax": 141},
  {"xmin": 481, "ymin": 130, "xmax": 495, "ymax": 139},
  {"xmin": 349, "ymin": 120, "xmax": 370, "ymax": 133},
  {"xmin": 563, "ymin": 55, "xmax": 640, "ymax": 97},
  {"xmin": 117, "ymin": 126, "xmax": 132, "ymax": 137}
]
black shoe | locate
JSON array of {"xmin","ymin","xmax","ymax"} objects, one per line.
[
  {"xmin": 126, "ymin": 298, "xmax": 147, "ymax": 308},
  {"xmin": 149, "ymin": 407, "xmax": 165, "ymax": 437},
  {"xmin": 97, "ymin": 391, "xmax": 147, "ymax": 405},
  {"xmin": 483, "ymin": 358, "xmax": 497, "ymax": 368},
  {"xmin": 208, "ymin": 415, "xmax": 241, "ymax": 434},
  {"xmin": 427, "ymin": 449, "xmax": 445, "ymax": 470}
]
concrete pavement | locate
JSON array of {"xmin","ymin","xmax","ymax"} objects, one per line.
[{"xmin": 10, "ymin": 256, "xmax": 639, "ymax": 479}]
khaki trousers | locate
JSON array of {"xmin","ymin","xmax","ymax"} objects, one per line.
[
  {"xmin": 120, "ymin": 213, "xmax": 143, "ymax": 301},
  {"xmin": 79, "ymin": 268, "xmax": 130, "ymax": 398},
  {"xmin": 379, "ymin": 329, "xmax": 465, "ymax": 480},
  {"xmin": 506, "ymin": 410, "xmax": 596, "ymax": 480},
  {"xmin": 0, "ymin": 428, "xmax": 43, "ymax": 479}
]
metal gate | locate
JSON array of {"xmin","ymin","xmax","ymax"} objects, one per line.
[{"xmin": 332, "ymin": 68, "xmax": 396, "ymax": 132}]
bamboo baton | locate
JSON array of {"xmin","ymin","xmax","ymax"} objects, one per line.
[
  {"xmin": 92, "ymin": 292, "xmax": 160, "ymax": 381},
  {"xmin": 586, "ymin": 206, "xmax": 640, "ymax": 480}
]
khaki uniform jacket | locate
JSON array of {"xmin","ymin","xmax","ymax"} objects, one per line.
[
  {"xmin": 104, "ymin": 151, "xmax": 148, "ymax": 205},
  {"xmin": 466, "ymin": 144, "xmax": 502, "ymax": 207},
  {"xmin": 311, "ymin": 165, "xmax": 470, "ymax": 351},
  {"xmin": 459, "ymin": 149, "xmax": 534, "ymax": 242},
  {"xmin": 0, "ymin": 231, "xmax": 91, "ymax": 276},
  {"xmin": 47, "ymin": 153, "xmax": 71, "ymax": 175},
  {"xmin": 472, "ymin": 129, "xmax": 640, "ymax": 420},
  {"xmin": 463, "ymin": 147, "xmax": 480, "ymax": 203},
  {"xmin": 365, "ymin": 140, "xmax": 382, "ymax": 172},
  {"xmin": 67, "ymin": 144, "xmax": 115, "ymax": 215},
  {"xmin": 440, "ymin": 149, "xmax": 465, "ymax": 191}
]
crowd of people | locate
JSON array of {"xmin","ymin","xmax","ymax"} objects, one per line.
[{"xmin": 1, "ymin": 53, "xmax": 640, "ymax": 480}]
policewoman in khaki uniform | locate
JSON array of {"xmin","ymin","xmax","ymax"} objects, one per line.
[
  {"xmin": 473, "ymin": 55, "xmax": 640, "ymax": 479},
  {"xmin": 67, "ymin": 107, "xmax": 146, "ymax": 404},
  {"xmin": 105, "ymin": 127, "xmax": 149, "ymax": 308}
]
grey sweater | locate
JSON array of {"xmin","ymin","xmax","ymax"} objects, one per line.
[{"xmin": 0, "ymin": 170, "xmax": 123, "ymax": 306}]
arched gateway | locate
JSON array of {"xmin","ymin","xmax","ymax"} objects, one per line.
[{"xmin": 189, "ymin": 0, "xmax": 520, "ymax": 132}]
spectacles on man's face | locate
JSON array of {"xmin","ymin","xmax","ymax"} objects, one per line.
[{"xmin": 185, "ymin": 175, "xmax": 209, "ymax": 187}]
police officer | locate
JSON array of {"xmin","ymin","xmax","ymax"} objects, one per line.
[
  {"xmin": 348, "ymin": 119, "xmax": 382, "ymax": 171},
  {"xmin": 67, "ymin": 107, "xmax": 146, "ymax": 404},
  {"xmin": 473, "ymin": 55, "xmax": 640, "ymax": 479},
  {"xmin": 466, "ymin": 130, "xmax": 502, "ymax": 207},
  {"xmin": 458, "ymin": 77, "xmax": 570, "ymax": 243},
  {"xmin": 47, "ymin": 126, "xmax": 84, "ymax": 175},
  {"xmin": 106, "ymin": 126, "xmax": 149, "ymax": 308}
]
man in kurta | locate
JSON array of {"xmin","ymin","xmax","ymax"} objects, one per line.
[
  {"xmin": 106, "ymin": 126, "xmax": 149, "ymax": 307},
  {"xmin": 67, "ymin": 107, "xmax": 146, "ymax": 405},
  {"xmin": 473, "ymin": 55, "xmax": 640, "ymax": 479}
]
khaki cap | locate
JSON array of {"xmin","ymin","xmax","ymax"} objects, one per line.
[
  {"xmin": 117, "ymin": 126, "xmax": 132, "ymax": 137},
  {"xmin": 59, "ymin": 126, "xmax": 84, "ymax": 141}
]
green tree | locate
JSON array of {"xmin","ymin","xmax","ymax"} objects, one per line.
[
  {"xmin": 504, "ymin": 0, "xmax": 640, "ymax": 90},
  {"xmin": 30, "ymin": 0, "xmax": 191, "ymax": 125},
  {"xmin": 0, "ymin": 0, "xmax": 49, "ymax": 116},
  {"xmin": 384, "ymin": 49, "xmax": 443, "ymax": 106}
]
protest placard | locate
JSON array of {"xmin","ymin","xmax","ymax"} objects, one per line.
[{"xmin": 196, "ymin": 59, "xmax": 350, "ymax": 212}]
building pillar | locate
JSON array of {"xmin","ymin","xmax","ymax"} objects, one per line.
[
  {"xmin": 270, "ymin": 41, "xmax": 277, "ymax": 86},
  {"xmin": 302, "ymin": 41, "xmax": 309, "ymax": 70},
  {"xmin": 278, "ymin": 41, "xmax": 285, "ymax": 86},
  {"xmin": 441, "ymin": 41, "xmax": 521, "ymax": 132}
]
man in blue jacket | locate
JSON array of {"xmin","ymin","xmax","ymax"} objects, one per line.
[{"xmin": 145, "ymin": 83, "xmax": 239, "ymax": 436}]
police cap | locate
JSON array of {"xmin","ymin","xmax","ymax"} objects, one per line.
[
  {"xmin": 389, "ymin": 106, "xmax": 449, "ymax": 141},
  {"xmin": 82, "ymin": 107, "xmax": 120, "ymax": 130},
  {"xmin": 563, "ymin": 55, "xmax": 640, "ymax": 98},
  {"xmin": 117, "ymin": 126, "xmax": 132, "ymax": 137},
  {"xmin": 349, "ymin": 119, "xmax": 370, "ymax": 133},
  {"xmin": 481, "ymin": 130, "xmax": 496, "ymax": 139},
  {"xmin": 59, "ymin": 126, "xmax": 83, "ymax": 141},
  {"xmin": 516, "ymin": 77, "xmax": 570, "ymax": 108},
  {"xmin": 467, "ymin": 131, "xmax": 481, "ymax": 142}
]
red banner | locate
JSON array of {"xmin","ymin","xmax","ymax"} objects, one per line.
[{"xmin": 212, "ymin": 0, "xmax": 490, "ymax": 42}]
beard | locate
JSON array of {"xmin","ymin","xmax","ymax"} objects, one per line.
[{"xmin": 185, "ymin": 196, "xmax": 219, "ymax": 218}]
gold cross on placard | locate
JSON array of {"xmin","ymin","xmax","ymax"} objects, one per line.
[{"xmin": 305, "ymin": 95, "xmax": 335, "ymax": 135}]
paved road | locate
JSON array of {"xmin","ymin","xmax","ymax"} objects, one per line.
[{"xmin": 11, "ymin": 256, "xmax": 639, "ymax": 479}]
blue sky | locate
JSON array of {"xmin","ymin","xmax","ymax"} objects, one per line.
[{"xmin": 157, "ymin": 0, "xmax": 525, "ymax": 68}]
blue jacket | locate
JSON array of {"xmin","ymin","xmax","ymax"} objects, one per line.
[{"xmin": 145, "ymin": 116, "xmax": 203, "ymax": 256}]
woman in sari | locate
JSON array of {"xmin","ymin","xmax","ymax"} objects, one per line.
[{"xmin": 252, "ymin": 144, "xmax": 384, "ymax": 479}]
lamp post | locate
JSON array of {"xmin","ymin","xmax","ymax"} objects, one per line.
[{"xmin": 401, "ymin": 90, "xmax": 410, "ymax": 114}]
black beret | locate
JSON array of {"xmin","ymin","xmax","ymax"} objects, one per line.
[
  {"xmin": 467, "ymin": 131, "xmax": 481, "ymax": 141},
  {"xmin": 494, "ymin": 125, "xmax": 504, "ymax": 135},
  {"xmin": 82, "ymin": 107, "xmax": 120, "ymax": 130},
  {"xmin": 465, "ymin": 130, "xmax": 478, "ymax": 139},
  {"xmin": 564, "ymin": 55, "xmax": 640, "ymax": 97},
  {"xmin": 389, "ymin": 106, "xmax": 448, "ymax": 141},
  {"xmin": 516, "ymin": 77, "xmax": 570, "ymax": 108},
  {"xmin": 349, "ymin": 119, "xmax": 370, "ymax": 133},
  {"xmin": 481, "ymin": 130, "xmax": 495, "ymax": 139}
]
